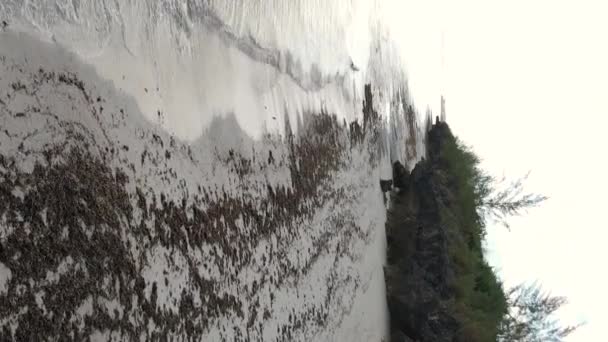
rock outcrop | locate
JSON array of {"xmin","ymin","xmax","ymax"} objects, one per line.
[
  {"xmin": 392, "ymin": 161, "xmax": 410, "ymax": 190},
  {"xmin": 385, "ymin": 121, "xmax": 460, "ymax": 342},
  {"xmin": 380, "ymin": 179, "xmax": 393, "ymax": 192}
]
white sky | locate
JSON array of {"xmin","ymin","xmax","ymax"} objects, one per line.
[{"xmin": 436, "ymin": 1, "xmax": 608, "ymax": 340}]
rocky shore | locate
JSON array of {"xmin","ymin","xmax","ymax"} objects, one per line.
[
  {"xmin": 385, "ymin": 119, "xmax": 506, "ymax": 342},
  {"xmin": 385, "ymin": 120, "xmax": 459, "ymax": 342}
]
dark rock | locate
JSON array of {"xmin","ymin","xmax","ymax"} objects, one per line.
[
  {"xmin": 426, "ymin": 121, "xmax": 452, "ymax": 162},
  {"xmin": 391, "ymin": 330, "xmax": 414, "ymax": 342},
  {"xmin": 385, "ymin": 124, "xmax": 461, "ymax": 342},
  {"xmin": 380, "ymin": 179, "xmax": 393, "ymax": 192},
  {"xmin": 392, "ymin": 161, "xmax": 410, "ymax": 189}
]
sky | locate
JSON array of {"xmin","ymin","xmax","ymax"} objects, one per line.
[{"xmin": 431, "ymin": 1, "xmax": 607, "ymax": 340}]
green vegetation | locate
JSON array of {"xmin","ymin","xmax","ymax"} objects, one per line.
[
  {"xmin": 438, "ymin": 127, "xmax": 508, "ymax": 341},
  {"xmin": 498, "ymin": 283, "xmax": 581, "ymax": 342},
  {"xmin": 437, "ymin": 124, "xmax": 575, "ymax": 341}
]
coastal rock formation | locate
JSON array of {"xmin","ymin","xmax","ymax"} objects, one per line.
[{"xmin": 385, "ymin": 121, "xmax": 461, "ymax": 342}]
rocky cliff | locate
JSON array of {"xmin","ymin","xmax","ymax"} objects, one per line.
[
  {"xmin": 386, "ymin": 118, "xmax": 507, "ymax": 342},
  {"xmin": 385, "ymin": 121, "xmax": 464, "ymax": 342}
]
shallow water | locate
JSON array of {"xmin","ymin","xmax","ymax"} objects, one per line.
[{"xmin": 1, "ymin": 0, "xmax": 441, "ymax": 140}]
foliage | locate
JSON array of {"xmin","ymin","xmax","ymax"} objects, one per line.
[
  {"xmin": 481, "ymin": 173, "xmax": 547, "ymax": 229},
  {"xmin": 439, "ymin": 130, "xmax": 507, "ymax": 341},
  {"xmin": 438, "ymin": 126, "xmax": 552, "ymax": 341},
  {"xmin": 498, "ymin": 283, "xmax": 581, "ymax": 342},
  {"xmin": 440, "ymin": 130, "xmax": 547, "ymax": 235},
  {"xmin": 388, "ymin": 122, "xmax": 566, "ymax": 341}
]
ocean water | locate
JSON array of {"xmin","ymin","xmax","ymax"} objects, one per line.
[{"xmin": 1, "ymin": 0, "xmax": 442, "ymax": 141}]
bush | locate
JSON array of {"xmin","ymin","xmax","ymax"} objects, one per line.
[{"xmin": 439, "ymin": 128, "xmax": 507, "ymax": 341}]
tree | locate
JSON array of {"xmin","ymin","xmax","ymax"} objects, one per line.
[
  {"xmin": 477, "ymin": 171, "xmax": 547, "ymax": 230},
  {"xmin": 474, "ymin": 167, "xmax": 548, "ymax": 228},
  {"xmin": 498, "ymin": 282, "xmax": 581, "ymax": 342},
  {"xmin": 441, "ymin": 136, "xmax": 547, "ymax": 233}
]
